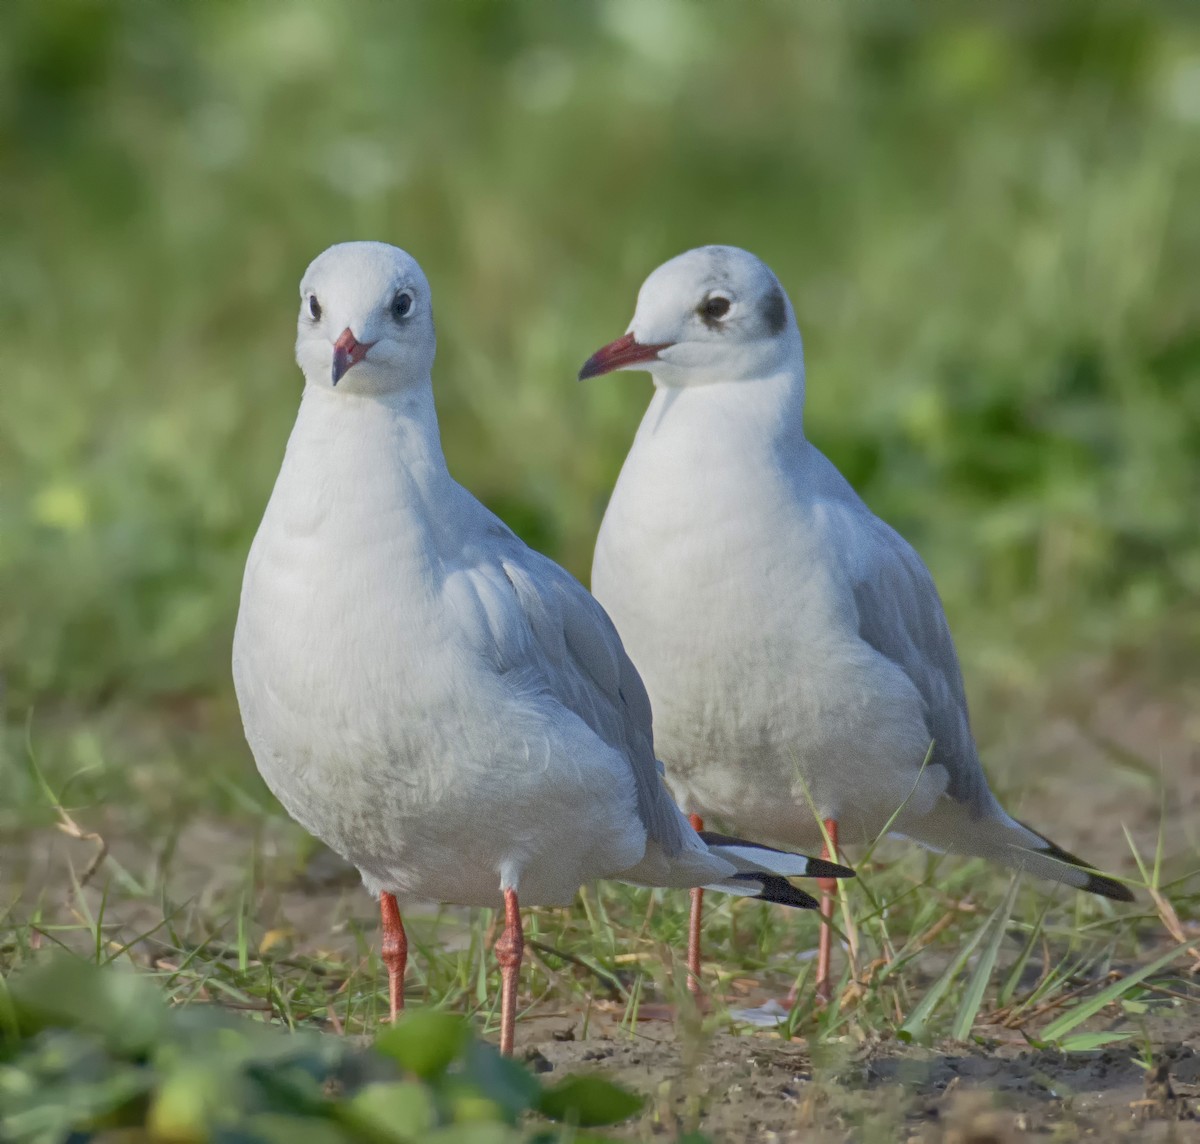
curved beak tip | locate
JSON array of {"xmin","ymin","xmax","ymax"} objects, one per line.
[
  {"xmin": 331, "ymin": 328, "xmax": 374, "ymax": 386},
  {"xmin": 576, "ymin": 356, "xmax": 606, "ymax": 382},
  {"xmin": 331, "ymin": 350, "xmax": 351, "ymax": 386},
  {"xmin": 577, "ymin": 332, "xmax": 671, "ymax": 381}
]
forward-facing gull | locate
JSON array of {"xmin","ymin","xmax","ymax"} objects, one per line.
[
  {"xmin": 580, "ymin": 244, "xmax": 1133, "ymax": 1003},
  {"xmin": 233, "ymin": 241, "xmax": 853, "ymax": 1054}
]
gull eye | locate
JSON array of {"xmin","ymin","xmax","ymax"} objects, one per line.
[
  {"xmin": 306, "ymin": 293, "xmax": 321, "ymax": 321},
  {"xmin": 698, "ymin": 294, "xmax": 731, "ymax": 322},
  {"xmin": 390, "ymin": 290, "xmax": 414, "ymax": 321}
]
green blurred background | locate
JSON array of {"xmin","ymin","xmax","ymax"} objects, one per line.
[{"xmin": 2, "ymin": 0, "xmax": 1197, "ymax": 823}]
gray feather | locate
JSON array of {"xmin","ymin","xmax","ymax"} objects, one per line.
[
  {"xmin": 849, "ymin": 512, "xmax": 995, "ymax": 814},
  {"xmin": 476, "ymin": 533, "xmax": 687, "ymax": 858}
]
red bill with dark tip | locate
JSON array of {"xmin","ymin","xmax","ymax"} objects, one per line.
[{"xmin": 577, "ymin": 332, "xmax": 672, "ymax": 380}]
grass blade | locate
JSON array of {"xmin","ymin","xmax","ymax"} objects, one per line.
[
  {"xmin": 1039, "ymin": 941, "xmax": 1190, "ymax": 1044},
  {"xmin": 951, "ymin": 875, "xmax": 1020, "ymax": 1041},
  {"xmin": 898, "ymin": 908, "xmax": 990, "ymax": 1042},
  {"xmin": 998, "ymin": 893, "xmax": 1052, "ymax": 1008}
]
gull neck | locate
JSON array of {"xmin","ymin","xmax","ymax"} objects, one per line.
[{"xmin": 643, "ymin": 365, "xmax": 807, "ymax": 446}]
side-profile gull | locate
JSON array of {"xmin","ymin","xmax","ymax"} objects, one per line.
[
  {"xmin": 580, "ymin": 244, "xmax": 1132, "ymax": 1002},
  {"xmin": 233, "ymin": 241, "xmax": 853, "ymax": 1053}
]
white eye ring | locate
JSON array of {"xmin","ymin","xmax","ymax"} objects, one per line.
[{"xmin": 698, "ymin": 293, "xmax": 732, "ymax": 322}]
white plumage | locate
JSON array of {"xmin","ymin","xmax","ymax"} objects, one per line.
[
  {"xmin": 584, "ymin": 245, "xmax": 1131, "ymax": 912},
  {"xmin": 233, "ymin": 242, "xmax": 851, "ymax": 1047}
]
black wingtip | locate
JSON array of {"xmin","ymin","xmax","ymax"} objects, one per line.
[
  {"xmin": 696, "ymin": 829, "xmax": 856, "ymax": 880},
  {"xmin": 1080, "ymin": 871, "xmax": 1136, "ymax": 903},
  {"xmin": 731, "ymin": 873, "xmax": 821, "ymax": 910},
  {"xmin": 807, "ymin": 857, "xmax": 857, "ymax": 880},
  {"xmin": 1016, "ymin": 818, "xmax": 1135, "ymax": 903}
]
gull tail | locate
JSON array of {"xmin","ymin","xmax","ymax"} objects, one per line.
[
  {"xmin": 1011, "ymin": 819, "xmax": 1134, "ymax": 903},
  {"xmin": 698, "ymin": 829, "xmax": 855, "ymax": 910},
  {"xmin": 915, "ymin": 803, "xmax": 1133, "ymax": 903},
  {"xmin": 620, "ymin": 822, "xmax": 855, "ymax": 907}
]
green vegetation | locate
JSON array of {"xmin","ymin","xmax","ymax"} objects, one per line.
[
  {"xmin": 1, "ymin": 957, "xmax": 642, "ymax": 1142},
  {"xmin": 2, "ymin": 1, "xmax": 1197, "ymax": 1139}
]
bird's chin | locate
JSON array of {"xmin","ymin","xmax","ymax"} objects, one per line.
[{"xmin": 646, "ymin": 358, "xmax": 705, "ymax": 390}]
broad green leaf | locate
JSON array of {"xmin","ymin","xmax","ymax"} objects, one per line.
[
  {"xmin": 8, "ymin": 955, "xmax": 166, "ymax": 1057},
  {"xmin": 455, "ymin": 1040, "xmax": 541, "ymax": 1122},
  {"xmin": 538, "ymin": 1074, "xmax": 643, "ymax": 1126},
  {"xmin": 339, "ymin": 1081, "xmax": 435, "ymax": 1143},
  {"xmin": 147, "ymin": 1062, "xmax": 229, "ymax": 1143},
  {"xmin": 422, "ymin": 1124, "xmax": 523, "ymax": 1144},
  {"xmin": 375, "ymin": 1010, "xmax": 470, "ymax": 1079},
  {"xmin": 243, "ymin": 1114, "xmax": 353, "ymax": 1144}
]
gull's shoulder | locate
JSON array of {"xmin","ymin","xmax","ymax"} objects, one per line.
[{"xmin": 795, "ymin": 446, "xmax": 922, "ymax": 576}]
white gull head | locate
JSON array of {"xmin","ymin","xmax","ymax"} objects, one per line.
[
  {"xmin": 295, "ymin": 242, "xmax": 436, "ymax": 395},
  {"xmin": 579, "ymin": 245, "xmax": 802, "ymax": 388}
]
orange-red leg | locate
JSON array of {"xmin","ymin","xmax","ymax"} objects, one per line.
[
  {"xmin": 814, "ymin": 818, "xmax": 839, "ymax": 1003},
  {"xmin": 494, "ymin": 888, "xmax": 523, "ymax": 1057},
  {"xmin": 380, "ymin": 891, "xmax": 407, "ymax": 1021},
  {"xmin": 686, "ymin": 813, "xmax": 705, "ymax": 997}
]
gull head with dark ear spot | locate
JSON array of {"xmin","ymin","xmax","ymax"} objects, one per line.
[
  {"xmin": 581, "ymin": 245, "xmax": 802, "ymax": 389},
  {"xmin": 295, "ymin": 241, "xmax": 437, "ymax": 395}
]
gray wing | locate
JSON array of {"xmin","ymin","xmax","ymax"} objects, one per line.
[
  {"xmin": 461, "ymin": 525, "xmax": 688, "ymax": 857},
  {"xmin": 845, "ymin": 508, "xmax": 996, "ymax": 814}
]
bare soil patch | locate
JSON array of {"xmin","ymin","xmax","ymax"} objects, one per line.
[{"xmin": 526, "ymin": 1022, "xmax": 1200, "ymax": 1142}]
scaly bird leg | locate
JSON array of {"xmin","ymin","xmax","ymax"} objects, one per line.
[
  {"xmin": 379, "ymin": 891, "xmax": 407, "ymax": 1022},
  {"xmin": 686, "ymin": 813, "xmax": 705, "ymax": 997},
  {"xmin": 814, "ymin": 817, "xmax": 839, "ymax": 1003},
  {"xmin": 494, "ymin": 888, "xmax": 524, "ymax": 1057}
]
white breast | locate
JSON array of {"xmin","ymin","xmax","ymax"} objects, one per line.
[
  {"xmin": 234, "ymin": 388, "xmax": 648, "ymax": 907},
  {"xmin": 592, "ymin": 382, "xmax": 938, "ymax": 851}
]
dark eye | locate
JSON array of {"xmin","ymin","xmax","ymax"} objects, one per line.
[
  {"xmin": 390, "ymin": 291, "xmax": 414, "ymax": 320},
  {"xmin": 698, "ymin": 295, "xmax": 731, "ymax": 321},
  {"xmin": 306, "ymin": 293, "xmax": 321, "ymax": 320}
]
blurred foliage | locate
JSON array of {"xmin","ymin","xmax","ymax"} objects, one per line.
[
  {"xmin": 0, "ymin": 956, "xmax": 643, "ymax": 1142},
  {"xmin": 0, "ymin": 0, "xmax": 1197, "ymax": 719}
]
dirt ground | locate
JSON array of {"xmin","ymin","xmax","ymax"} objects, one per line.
[
  {"xmin": 522, "ymin": 1022, "xmax": 1200, "ymax": 1142},
  {"xmin": 531, "ymin": 659, "xmax": 1200, "ymax": 1141},
  {"xmin": 5, "ymin": 661, "xmax": 1199, "ymax": 1141}
]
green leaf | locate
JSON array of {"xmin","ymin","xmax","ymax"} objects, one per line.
[
  {"xmin": 8, "ymin": 955, "xmax": 166, "ymax": 1057},
  {"xmin": 245, "ymin": 1057, "xmax": 332, "ymax": 1117},
  {"xmin": 1039, "ymin": 941, "xmax": 1191, "ymax": 1044},
  {"xmin": 422, "ymin": 1124, "xmax": 524, "ymax": 1144},
  {"xmin": 375, "ymin": 1010, "xmax": 470, "ymax": 1080},
  {"xmin": 241, "ymin": 1115, "xmax": 354, "ymax": 1144},
  {"xmin": 950, "ymin": 875, "xmax": 1020, "ymax": 1040},
  {"xmin": 148, "ymin": 1062, "xmax": 229, "ymax": 1142},
  {"xmin": 538, "ymin": 1074, "xmax": 644, "ymax": 1126},
  {"xmin": 441, "ymin": 1088, "xmax": 510, "ymax": 1126},
  {"xmin": 338, "ymin": 1081, "xmax": 436, "ymax": 1143},
  {"xmin": 454, "ymin": 1040, "xmax": 541, "ymax": 1123}
]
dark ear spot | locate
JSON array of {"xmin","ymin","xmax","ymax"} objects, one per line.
[{"xmin": 761, "ymin": 285, "xmax": 787, "ymax": 335}]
